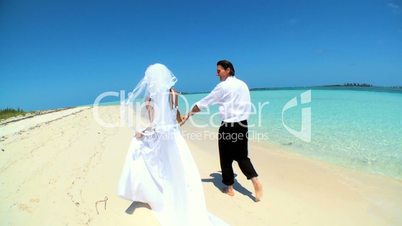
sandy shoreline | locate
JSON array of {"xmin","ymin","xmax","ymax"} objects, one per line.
[{"xmin": 0, "ymin": 105, "xmax": 401, "ymax": 226}]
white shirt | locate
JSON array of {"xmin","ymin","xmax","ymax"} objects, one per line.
[{"xmin": 196, "ymin": 76, "xmax": 251, "ymax": 122}]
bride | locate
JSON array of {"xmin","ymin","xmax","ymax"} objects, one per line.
[{"xmin": 117, "ymin": 63, "xmax": 229, "ymax": 226}]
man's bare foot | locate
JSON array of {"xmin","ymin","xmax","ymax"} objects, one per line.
[
  {"xmin": 222, "ymin": 186, "xmax": 235, "ymax": 196},
  {"xmin": 252, "ymin": 178, "xmax": 263, "ymax": 202}
]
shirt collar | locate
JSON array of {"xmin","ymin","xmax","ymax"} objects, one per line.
[{"xmin": 225, "ymin": 76, "xmax": 235, "ymax": 81}]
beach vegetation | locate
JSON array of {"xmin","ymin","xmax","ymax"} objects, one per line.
[{"xmin": 0, "ymin": 108, "xmax": 27, "ymax": 121}]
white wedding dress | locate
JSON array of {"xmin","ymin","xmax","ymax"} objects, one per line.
[{"xmin": 117, "ymin": 63, "xmax": 229, "ymax": 226}]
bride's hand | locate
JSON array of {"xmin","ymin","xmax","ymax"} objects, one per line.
[{"xmin": 135, "ymin": 131, "xmax": 144, "ymax": 139}]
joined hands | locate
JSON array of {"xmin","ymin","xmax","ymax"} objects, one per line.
[{"xmin": 179, "ymin": 113, "xmax": 190, "ymax": 126}]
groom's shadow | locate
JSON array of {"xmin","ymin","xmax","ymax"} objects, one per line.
[
  {"xmin": 202, "ymin": 172, "xmax": 256, "ymax": 202},
  {"xmin": 125, "ymin": 201, "xmax": 151, "ymax": 214}
]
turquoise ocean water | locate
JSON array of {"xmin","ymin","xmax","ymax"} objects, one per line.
[{"xmin": 179, "ymin": 88, "xmax": 402, "ymax": 180}]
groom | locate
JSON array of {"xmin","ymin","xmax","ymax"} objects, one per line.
[{"xmin": 184, "ymin": 60, "xmax": 263, "ymax": 201}]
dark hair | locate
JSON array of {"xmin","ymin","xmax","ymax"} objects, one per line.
[{"xmin": 217, "ymin": 60, "xmax": 235, "ymax": 76}]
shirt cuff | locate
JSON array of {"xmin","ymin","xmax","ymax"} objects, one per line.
[{"xmin": 195, "ymin": 101, "xmax": 207, "ymax": 110}]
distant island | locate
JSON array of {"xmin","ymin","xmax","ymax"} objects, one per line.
[{"xmin": 325, "ymin": 83, "xmax": 374, "ymax": 87}]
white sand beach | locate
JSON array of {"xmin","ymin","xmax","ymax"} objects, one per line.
[{"xmin": 1, "ymin": 105, "xmax": 402, "ymax": 226}]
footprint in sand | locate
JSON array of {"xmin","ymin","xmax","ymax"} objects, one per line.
[
  {"xmin": 18, "ymin": 203, "xmax": 32, "ymax": 213},
  {"xmin": 49, "ymin": 178, "xmax": 57, "ymax": 184},
  {"xmin": 30, "ymin": 198, "xmax": 40, "ymax": 203},
  {"xmin": 18, "ymin": 198, "xmax": 40, "ymax": 213}
]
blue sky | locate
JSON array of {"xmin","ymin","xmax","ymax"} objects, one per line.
[{"xmin": 1, "ymin": 0, "xmax": 401, "ymax": 110}]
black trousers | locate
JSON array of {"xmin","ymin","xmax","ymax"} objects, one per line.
[{"xmin": 218, "ymin": 120, "xmax": 258, "ymax": 186}]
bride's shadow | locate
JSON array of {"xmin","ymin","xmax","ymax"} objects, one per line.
[
  {"xmin": 125, "ymin": 201, "xmax": 151, "ymax": 214},
  {"xmin": 202, "ymin": 172, "xmax": 256, "ymax": 202}
]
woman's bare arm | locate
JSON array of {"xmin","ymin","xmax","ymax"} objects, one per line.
[{"xmin": 169, "ymin": 88, "xmax": 186, "ymax": 124}]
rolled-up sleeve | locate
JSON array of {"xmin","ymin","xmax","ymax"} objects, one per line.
[{"xmin": 195, "ymin": 84, "xmax": 223, "ymax": 109}]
